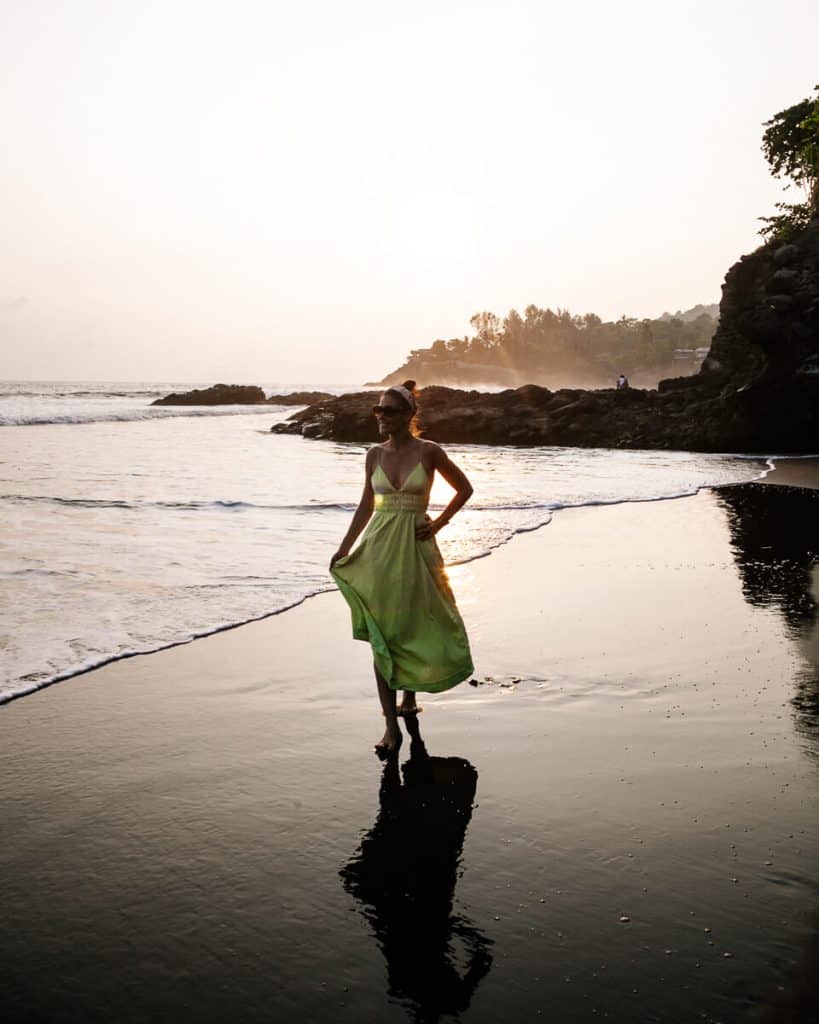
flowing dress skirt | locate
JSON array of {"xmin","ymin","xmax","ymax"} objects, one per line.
[{"xmin": 331, "ymin": 488, "xmax": 473, "ymax": 693}]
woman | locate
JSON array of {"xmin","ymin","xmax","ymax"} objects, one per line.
[{"xmin": 330, "ymin": 381, "xmax": 474, "ymax": 757}]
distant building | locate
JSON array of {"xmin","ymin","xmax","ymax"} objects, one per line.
[{"xmin": 672, "ymin": 347, "xmax": 710, "ymax": 372}]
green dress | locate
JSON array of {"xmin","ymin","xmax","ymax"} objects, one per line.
[{"xmin": 331, "ymin": 459, "xmax": 474, "ymax": 693}]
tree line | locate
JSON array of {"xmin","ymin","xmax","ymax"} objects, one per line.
[{"xmin": 393, "ymin": 305, "xmax": 717, "ymax": 386}]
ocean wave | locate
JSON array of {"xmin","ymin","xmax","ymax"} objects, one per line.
[
  {"xmin": 61, "ymin": 389, "xmax": 166, "ymax": 398},
  {"xmin": 0, "ymin": 586, "xmax": 335, "ymax": 707},
  {"xmin": 0, "ymin": 456, "xmax": 771, "ymax": 515},
  {"xmin": 0, "ymin": 406, "xmax": 283, "ymax": 427},
  {"xmin": 0, "ymin": 388, "xmax": 167, "ymax": 399},
  {"xmin": 0, "ymin": 494, "xmax": 361, "ymax": 513},
  {"xmin": 0, "ymin": 492, "xmax": 569, "ymax": 513}
]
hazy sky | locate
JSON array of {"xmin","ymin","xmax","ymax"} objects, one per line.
[{"xmin": 2, "ymin": 0, "xmax": 817, "ymax": 385}]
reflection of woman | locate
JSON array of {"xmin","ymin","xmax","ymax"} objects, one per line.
[
  {"xmin": 329, "ymin": 381, "xmax": 474, "ymax": 757},
  {"xmin": 340, "ymin": 717, "xmax": 492, "ymax": 1020}
]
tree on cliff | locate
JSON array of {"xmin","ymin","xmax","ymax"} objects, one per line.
[
  {"xmin": 760, "ymin": 85, "xmax": 819, "ymax": 242},
  {"xmin": 468, "ymin": 312, "xmax": 502, "ymax": 358}
]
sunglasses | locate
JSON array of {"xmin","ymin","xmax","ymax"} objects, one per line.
[{"xmin": 372, "ymin": 405, "xmax": 405, "ymax": 417}]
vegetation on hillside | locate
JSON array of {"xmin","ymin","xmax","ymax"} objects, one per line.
[
  {"xmin": 383, "ymin": 305, "xmax": 717, "ymax": 388},
  {"xmin": 760, "ymin": 85, "xmax": 819, "ymax": 243}
]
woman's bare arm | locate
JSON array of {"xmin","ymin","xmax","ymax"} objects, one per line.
[
  {"xmin": 329, "ymin": 448, "xmax": 377, "ymax": 568},
  {"xmin": 416, "ymin": 443, "xmax": 473, "ymax": 540}
]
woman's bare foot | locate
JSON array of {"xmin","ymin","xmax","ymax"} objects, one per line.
[{"xmin": 374, "ymin": 723, "xmax": 403, "ymax": 759}]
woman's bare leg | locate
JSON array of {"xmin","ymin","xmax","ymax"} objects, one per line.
[
  {"xmin": 397, "ymin": 690, "xmax": 419, "ymax": 714},
  {"xmin": 374, "ymin": 664, "xmax": 402, "ymax": 755}
]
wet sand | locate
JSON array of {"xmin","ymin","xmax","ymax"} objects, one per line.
[
  {"xmin": 762, "ymin": 457, "xmax": 819, "ymax": 489},
  {"xmin": 2, "ymin": 478, "xmax": 818, "ymax": 1023}
]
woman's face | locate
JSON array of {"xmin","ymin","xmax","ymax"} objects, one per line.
[{"xmin": 376, "ymin": 390, "xmax": 411, "ymax": 435}]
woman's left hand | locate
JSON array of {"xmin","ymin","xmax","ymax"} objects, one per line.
[{"xmin": 415, "ymin": 515, "xmax": 439, "ymax": 541}]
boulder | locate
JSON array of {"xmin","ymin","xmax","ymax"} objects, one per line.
[
  {"xmin": 771, "ymin": 267, "xmax": 799, "ymax": 289},
  {"xmin": 152, "ymin": 384, "xmax": 267, "ymax": 406},
  {"xmin": 773, "ymin": 243, "xmax": 800, "ymax": 266}
]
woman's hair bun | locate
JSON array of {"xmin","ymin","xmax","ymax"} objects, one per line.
[{"xmin": 401, "ymin": 379, "xmax": 417, "ymax": 392}]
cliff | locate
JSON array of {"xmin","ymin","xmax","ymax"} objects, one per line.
[{"xmin": 273, "ymin": 218, "xmax": 819, "ymax": 452}]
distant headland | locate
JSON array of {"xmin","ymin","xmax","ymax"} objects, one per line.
[{"xmin": 368, "ymin": 303, "xmax": 720, "ymax": 391}]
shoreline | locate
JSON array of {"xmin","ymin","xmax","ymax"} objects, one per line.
[
  {"xmin": 2, "ymin": 472, "xmax": 818, "ymax": 1021},
  {"xmin": 3, "ymin": 453, "xmax": 817, "ymax": 709}
]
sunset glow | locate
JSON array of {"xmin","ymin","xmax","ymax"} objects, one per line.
[{"xmin": 2, "ymin": 0, "xmax": 817, "ymax": 383}]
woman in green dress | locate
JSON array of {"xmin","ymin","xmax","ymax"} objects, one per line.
[{"xmin": 330, "ymin": 381, "xmax": 475, "ymax": 757}]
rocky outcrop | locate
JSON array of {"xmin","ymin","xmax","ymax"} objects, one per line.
[
  {"xmin": 699, "ymin": 227, "xmax": 819, "ymax": 388},
  {"xmin": 266, "ymin": 391, "xmax": 335, "ymax": 405},
  {"xmin": 153, "ymin": 384, "xmax": 268, "ymax": 406},
  {"xmin": 153, "ymin": 385, "xmax": 335, "ymax": 406},
  {"xmin": 274, "ymin": 218, "xmax": 819, "ymax": 452},
  {"xmin": 271, "ymin": 383, "xmax": 688, "ymax": 447}
]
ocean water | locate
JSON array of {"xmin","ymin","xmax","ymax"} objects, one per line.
[{"xmin": 0, "ymin": 380, "xmax": 772, "ymax": 704}]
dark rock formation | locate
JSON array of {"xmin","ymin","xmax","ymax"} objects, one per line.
[
  {"xmin": 153, "ymin": 385, "xmax": 335, "ymax": 407},
  {"xmin": 265, "ymin": 391, "xmax": 335, "ymax": 405},
  {"xmin": 274, "ymin": 217, "xmax": 819, "ymax": 452},
  {"xmin": 152, "ymin": 384, "xmax": 268, "ymax": 406},
  {"xmin": 271, "ymin": 384, "xmax": 667, "ymax": 446}
]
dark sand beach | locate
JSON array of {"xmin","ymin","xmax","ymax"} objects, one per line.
[
  {"xmin": 759, "ymin": 458, "xmax": 819, "ymax": 490},
  {"xmin": 2, "ymin": 472, "xmax": 818, "ymax": 1023}
]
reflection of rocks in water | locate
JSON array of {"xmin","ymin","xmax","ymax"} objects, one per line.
[
  {"xmin": 717, "ymin": 482, "xmax": 819, "ymax": 734},
  {"xmin": 340, "ymin": 723, "xmax": 491, "ymax": 1022},
  {"xmin": 717, "ymin": 483, "xmax": 818, "ymax": 629}
]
